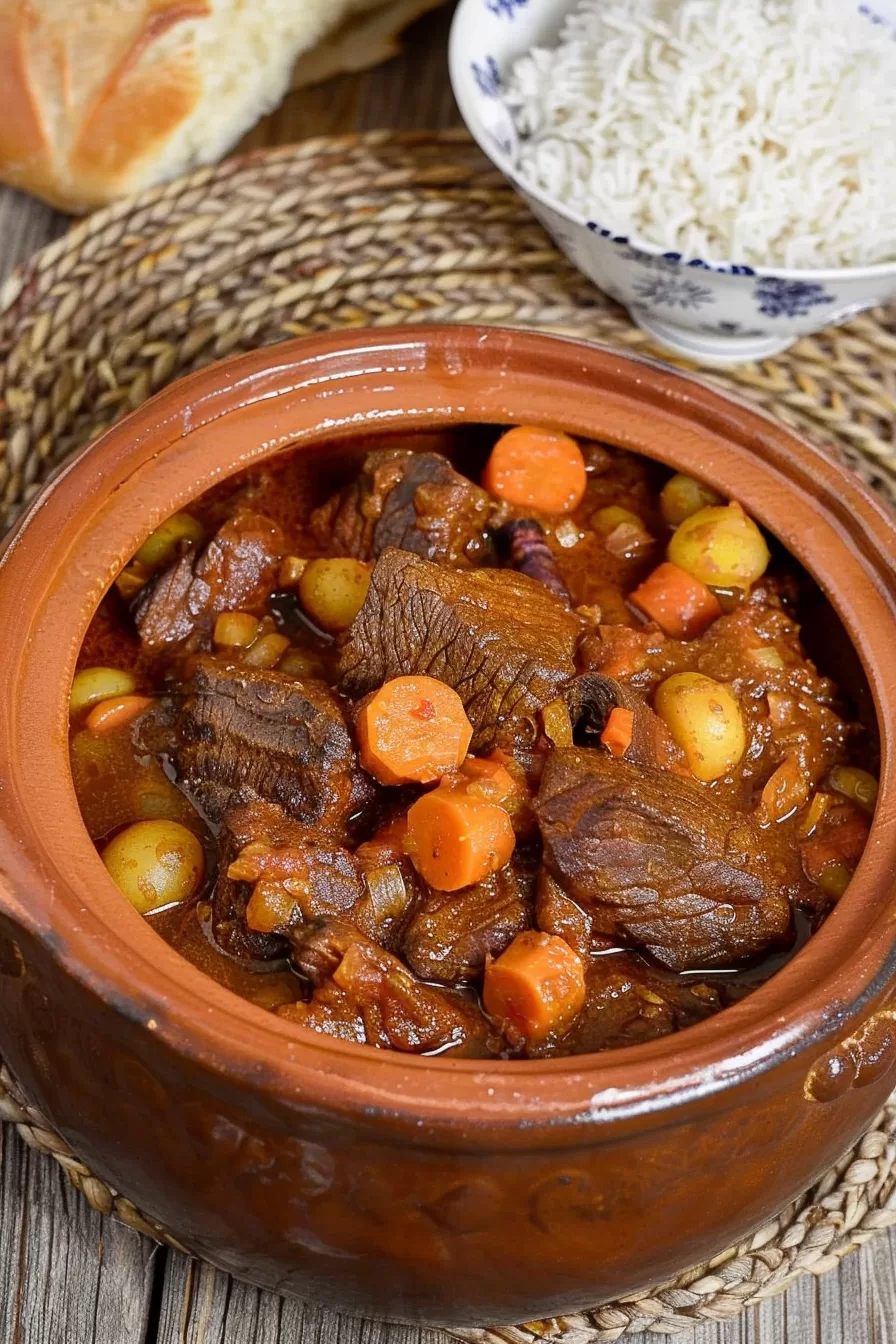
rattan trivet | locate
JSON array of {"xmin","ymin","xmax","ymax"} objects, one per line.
[{"xmin": 1, "ymin": 130, "xmax": 895, "ymax": 1340}]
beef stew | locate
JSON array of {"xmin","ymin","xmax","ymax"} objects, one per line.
[{"xmin": 70, "ymin": 426, "xmax": 877, "ymax": 1059}]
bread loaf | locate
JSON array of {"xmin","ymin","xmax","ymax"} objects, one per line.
[{"xmin": 0, "ymin": 0, "xmax": 443, "ymax": 213}]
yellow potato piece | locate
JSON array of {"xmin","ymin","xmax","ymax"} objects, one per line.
[
  {"xmin": 70, "ymin": 666, "xmax": 137, "ymax": 716},
  {"xmin": 299, "ymin": 558, "xmax": 372, "ymax": 633},
  {"xmin": 668, "ymin": 503, "xmax": 770, "ymax": 590},
  {"xmin": 102, "ymin": 820, "xmax": 205, "ymax": 914},
  {"xmin": 654, "ymin": 672, "xmax": 746, "ymax": 782}
]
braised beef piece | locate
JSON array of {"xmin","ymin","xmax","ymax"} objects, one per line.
[
  {"xmin": 282, "ymin": 918, "xmax": 493, "ymax": 1056},
  {"xmin": 134, "ymin": 509, "xmax": 285, "ymax": 649},
  {"xmin": 563, "ymin": 674, "xmax": 686, "ymax": 771},
  {"xmin": 536, "ymin": 749, "xmax": 797, "ymax": 971},
  {"xmin": 146, "ymin": 655, "xmax": 371, "ymax": 829},
  {"xmin": 339, "ymin": 549, "xmax": 579, "ymax": 750},
  {"xmin": 528, "ymin": 952, "xmax": 722, "ymax": 1057},
  {"xmin": 213, "ymin": 801, "xmax": 417, "ymax": 964},
  {"xmin": 536, "ymin": 870, "xmax": 603, "ymax": 961},
  {"xmin": 310, "ymin": 449, "xmax": 496, "ymax": 567},
  {"xmin": 402, "ymin": 865, "xmax": 535, "ymax": 985},
  {"xmin": 213, "ymin": 801, "xmax": 296, "ymax": 963}
]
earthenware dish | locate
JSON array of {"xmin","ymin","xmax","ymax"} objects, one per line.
[
  {"xmin": 0, "ymin": 327, "xmax": 895, "ymax": 1327},
  {"xmin": 449, "ymin": 0, "xmax": 896, "ymax": 365}
]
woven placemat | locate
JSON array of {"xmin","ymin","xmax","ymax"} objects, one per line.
[{"xmin": 1, "ymin": 130, "xmax": 896, "ymax": 1339}]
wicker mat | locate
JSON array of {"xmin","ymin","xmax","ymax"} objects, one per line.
[{"xmin": 1, "ymin": 130, "xmax": 896, "ymax": 1340}]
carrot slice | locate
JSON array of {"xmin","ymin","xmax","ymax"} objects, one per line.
[
  {"xmin": 483, "ymin": 931, "xmax": 586, "ymax": 1045},
  {"xmin": 601, "ymin": 707, "xmax": 634, "ymax": 758},
  {"xmin": 356, "ymin": 676, "xmax": 473, "ymax": 786},
  {"xmin": 629, "ymin": 561, "xmax": 722, "ymax": 640},
  {"xmin": 85, "ymin": 695, "xmax": 154, "ymax": 734},
  {"xmin": 404, "ymin": 783, "xmax": 515, "ymax": 891},
  {"xmin": 482, "ymin": 426, "xmax": 587, "ymax": 515}
]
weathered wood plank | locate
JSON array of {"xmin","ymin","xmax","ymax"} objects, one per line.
[
  {"xmin": 0, "ymin": 185, "xmax": 68, "ymax": 285},
  {"xmin": 0, "ymin": 1123, "xmax": 158, "ymax": 1344},
  {"xmin": 154, "ymin": 1252, "xmax": 451, "ymax": 1344}
]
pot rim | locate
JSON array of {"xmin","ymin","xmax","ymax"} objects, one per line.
[{"xmin": 1, "ymin": 324, "xmax": 894, "ymax": 1136}]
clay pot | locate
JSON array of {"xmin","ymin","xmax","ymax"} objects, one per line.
[{"xmin": 0, "ymin": 327, "xmax": 895, "ymax": 1328}]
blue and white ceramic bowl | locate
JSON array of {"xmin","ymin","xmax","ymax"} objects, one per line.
[{"xmin": 449, "ymin": 0, "xmax": 896, "ymax": 366}]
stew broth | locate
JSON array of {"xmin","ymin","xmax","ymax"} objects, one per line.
[{"xmin": 70, "ymin": 427, "xmax": 877, "ymax": 1059}]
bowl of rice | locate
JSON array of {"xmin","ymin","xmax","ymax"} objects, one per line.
[{"xmin": 449, "ymin": 0, "xmax": 896, "ymax": 365}]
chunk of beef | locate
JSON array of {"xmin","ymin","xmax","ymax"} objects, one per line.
[
  {"xmin": 563, "ymin": 674, "xmax": 687, "ymax": 772},
  {"xmin": 535, "ymin": 870, "xmax": 604, "ymax": 961},
  {"xmin": 134, "ymin": 509, "xmax": 285, "ymax": 650},
  {"xmin": 402, "ymin": 865, "xmax": 535, "ymax": 984},
  {"xmin": 528, "ymin": 952, "xmax": 722, "ymax": 1057},
  {"xmin": 152, "ymin": 655, "xmax": 370, "ymax": 828},
  {"xmin": 536, "ymin": 749, "xmax": 797, "ymax": 971},
  {"xmin": 214, "ymin": 801, "xmax": 416, "ymax": 964},
  {"xmin": 282, "ymin": 919, "xmax": 493, "ymax": 1056},
  {"xmin": 310, "ymin": 450, "xmax": 495, "ymax": 567},
  {"xmin": 213, "ymin": 801, "xmax": 296, "ymax": 963},
  {"xmin": 339, "ymin": 549, "xmax": 579, "ymax": 750}
]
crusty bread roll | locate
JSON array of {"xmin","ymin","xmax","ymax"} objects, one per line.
[{"xmin": 0, "ymin": 0, "xmax": 442, "ymax": 214}]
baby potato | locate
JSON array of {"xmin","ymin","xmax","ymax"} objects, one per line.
[
  {"xmin": 102, "ymin": 820, "xmax": 205, "ymax": 914},
  {"xmin": 299, "ymin": 558, "xmax": 371, "ymax": 633},
  {"xmin": 133, "ymin": 512, "xmax": 203, "ymax": 572},
  {"xmin": 660, "ymin": 474, "xmax": 723, "ymax": 528},
  {"xmin": 70, "ymin": 666, "xmax": 137, "ymax": 717},
  {"xmin": 654, "ymin": 672, "xmax": 746, "ymax": 782},
  {"xmin": 667, "ymin": 502, "xmax": 770, "ymax": 590}
]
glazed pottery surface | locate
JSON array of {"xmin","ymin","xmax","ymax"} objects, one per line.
[{"xmin": 0, "ymin": 328, "xmax": 895, "ymax": 1326}]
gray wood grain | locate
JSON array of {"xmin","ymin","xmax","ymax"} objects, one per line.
[
  {"xmin": 0, "ymin": 184, "xmax": 68, "ymax": 283},
  {"xmin": 155, "ymin": 1254, "xmax": 449, "ymax": 1344},
  {"xmin": 0, "ymin": 5, "xmax": 895, "ymax": 1343},
  {"xmin": 0, "ymin": 1123, "xmax": 158, "ymax": 1344}
]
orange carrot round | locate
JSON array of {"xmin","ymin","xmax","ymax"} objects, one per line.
[
  {"xmin": 629, "ymin": 561, "xmax": 721, "ymax": 640},
  {"xmin": 482, "ymin": 426, "xmax": 587, "ymax": 515},
  {"xmin": 483, "ymin": 931, "xmax": 586, "ymax": 1045},
  {"xmin": 404, "ymin": 783, "xmax": 515, "ymax": 891},
  {"xmin": 356, "ymin": 676, "xmax": 473, "ymax": 786},
  {"xmin": 85, "ymin": 695, "xmax": 154, "ymax": 734}
]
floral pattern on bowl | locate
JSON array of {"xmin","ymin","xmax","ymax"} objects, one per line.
[{"xmin": 450, "ymin": 0, "xmax": 896, "ymax": 365}]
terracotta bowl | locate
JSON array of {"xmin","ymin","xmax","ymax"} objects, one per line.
[{"xmin": 0, "ymin": 327, "xmax": 895, "ymax": 1328}]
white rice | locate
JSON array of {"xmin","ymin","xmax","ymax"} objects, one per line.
[{"xmin": 503, "ymin": 0, "xmax": 896, "ymax": 269}]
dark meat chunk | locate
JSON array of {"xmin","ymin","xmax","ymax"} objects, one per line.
[
  {"xmin": 310, "ymin": 449, "xmax": 495, "ymax": 567},
  {"xmin": 403, "ymin": 865, "xmax": 535, "ymax": 984},
  {"xmin": 563, "ymin": 674, "xmax": 686, "ymax": 772},
  {"xmin": 134, "ymin": 509, "xmax": 285, "ymax": 649},
  {"xmin": 500, "ymin": 519, "xmax": 571, "ymax": 603},
  {"xmin": 535, "ymin": 870, "xmax": 601, "ymax": 961},
  {"xmin": 528, "ymin": 952, "xmax": 722, "ymax": 1057},
  {"xmin": 282, "ymin": 919, "xmax": 493, "ymax": 1056},
  {"xmin": 153, "ymin": 655, "xmax": 370, "ymax": 828},
  {"xmin": 213, "ymin": 801, "xmax": 298, "ymax": 963},
  {"xmin": 214, "ymin": 801, "xmax": 417, "ymax": 964},
  {"xmin": 339, "ymin": 549, "xmax": 579, "ymax": 750},
  {"xmin": 536, "ymin": 749, "xmax": 797, "ymax": 970}
]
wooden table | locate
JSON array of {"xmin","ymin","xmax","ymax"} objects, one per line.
[{"xmin": 0, "ymin": 8, "xmax": 894, "ymax": 1342}]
